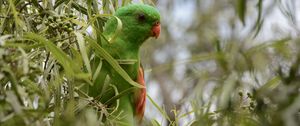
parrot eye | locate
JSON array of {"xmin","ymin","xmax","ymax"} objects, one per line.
[{"xmin": 137, "ymin": 13, "xmax": 146, "ymax": 22}]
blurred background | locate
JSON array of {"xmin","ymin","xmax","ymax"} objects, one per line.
[
  {"xmin": 141, "ymin": 0, "xmax": 300, "ymax": 125},
  {"xmin": 1, "ymin": 0, "xmax": 300, "ymax": 126}
]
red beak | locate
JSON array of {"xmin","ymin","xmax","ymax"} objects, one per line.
[{"xmin": 151, "ymin": 22, "xmax": 161, "ymax": 39}]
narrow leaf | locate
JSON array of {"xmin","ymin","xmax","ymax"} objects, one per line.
[
  {"xmin": 147, "ymin": 94, "xmax": 171, "ymax": 122},
  {"xmin": 108, "ymin": 16, "xmax": 123, "ymax": 43},
  {"xmin": 24, "ymin": 32, "xmax": 74, "ymax": 76},
  {"xmin": 75, "ymin": 31, "xmax": 92, "ymax": 76},
  {"xmin": 236, "ymin": 0, "xmax": 246, "ymax": 25}
]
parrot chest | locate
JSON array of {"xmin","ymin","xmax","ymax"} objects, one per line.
[
  {"xmin": 109, "ymin": 47, "xmax": 140, "ymax": 90},
  {"xmin": 110, "ymin": 62, "xmax": 139, "ymax": 86},
  {"xmin": 113, "ymin": 44, "xmax": 140, "ymax": 80}
]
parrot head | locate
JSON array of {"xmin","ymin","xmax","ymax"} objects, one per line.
[{"xmin": 105, "ymin": 4, "xmax": 161, "ymax": 45}]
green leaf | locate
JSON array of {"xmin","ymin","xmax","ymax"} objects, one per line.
[
  {"xmin": 54, "ymin": 0, "xmax": 70, "ymax": 9},
  {"xmin": 24, "ymin": 32, "xmax": 75, "ymax": 77},
  {"xmin": 8, "ymin": 0, "xmax": 25, "ymax": 30},
  {"xmin": 2, "ymin": 67, "xmax": 23, "ymax": 105},
  {"xmin": 20, "ymin": 79, "xmax": 43, "ymax": 95},
  {"xmin": 236, "ymin": 0, "xmax": 247, "ymax": 25},
  {"xmin": 92, "ymin": 59, "xmax": 103, "ymax": 81},
  {"xmin": 147, "ymin": 94, "xmax": 171, "ymax": 122},
  {"xmin": 116, "ymin": 59, "xmax": 138, "ymax": 65},
  {"xmin": 23, "ymin": 33, "xmax": 92, "ymax": 85},
  {"xmin": 104, "ymin": 87, "xmax": 136, "ymax": 105},
  {"xmin": 72, "ymin": 2, "xmax": 88, "ymax": 15},
  {"xmin": 257, "ymin": 76, "xmax": 281, "ymax": 95},
  {"xmin": 252, "ymin": 0, "xmax": 263, "ymax": 38},
  {"xmin": 108, "ymin": 16, "xmax": 123, "ymax": 43},
  {"xmin": 151, "ymin": 119, "xmax": 161, "ymax": 126},
  {"xmin": 245, "ymin": 37, "xmax": 291, "ymax": 57},
  {"xmin": 75, "ymin": 31, "xmax": 92, "ymax": 76}
]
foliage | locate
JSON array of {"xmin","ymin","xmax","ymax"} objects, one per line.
[
  {"xmin": 1, "ymin": 0, "xmax": 300, "ymax": 126},
  {"xmin": 0, "ymin": 0, "xmax": 152, "ymax": 125}
]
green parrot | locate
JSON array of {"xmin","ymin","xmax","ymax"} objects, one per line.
[{"xmin": 88, "ymin": 4, "xmax": 160, "ymax": 125}]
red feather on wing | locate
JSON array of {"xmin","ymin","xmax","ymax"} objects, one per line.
[{"xmin": 135, "ymin": 66, "xmax": 146, "ymax": 122}]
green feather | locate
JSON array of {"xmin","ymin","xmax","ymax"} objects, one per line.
[{"xmin": 88, "ymin": 4, "xmax": 160, "ymax": 125}]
